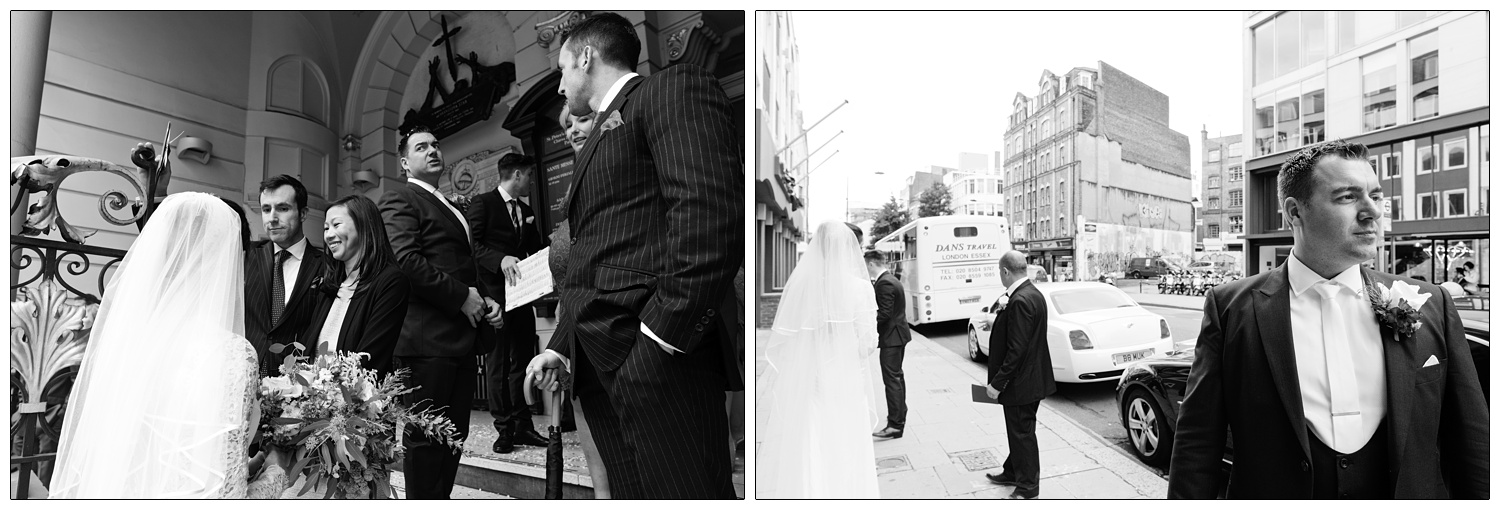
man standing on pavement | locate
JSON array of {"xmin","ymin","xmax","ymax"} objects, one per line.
[
  {"xmin": 467, "ymin": 152, "xmax": 550, "ymax": 454},
  {"xmin": 867, "ymin": 250, "xmax": 910, "ymax": 439},
  {"xmin": 1167, "ymin": 140, "xmax": 1488, "ymax": 499},
  {"xmin": 984, "ymin": 250, "xmax": 1056, "ymax": 499}
]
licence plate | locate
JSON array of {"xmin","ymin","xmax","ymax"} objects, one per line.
[
  {"xmin": 958, "ymin": 296, "xmax": 981, "ymax": 304},
  {"xmin": 1112, "ymin": 349, "xmax": 1153, "ymax": 365}
]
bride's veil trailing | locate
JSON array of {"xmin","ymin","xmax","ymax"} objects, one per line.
[
  {"xmin": 758, "ymin": 220, "xmax": 881, "ymax": 497},
  {"xmin": 50, "ymin": 192, "xmax": 248, "ymax": 498}
]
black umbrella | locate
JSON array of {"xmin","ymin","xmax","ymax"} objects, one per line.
[
  {"xmin": 545, "ymin": 388, "xmax": 564, "ymax": 499},
  {"xmin": 526, "ymin": 369, "xmax": 566, "ymax": 499}
]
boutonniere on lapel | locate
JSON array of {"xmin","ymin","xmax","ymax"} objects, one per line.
[
  {"xmin": 598, "ymin": 110, "xmax": 625, "ymax": 133},
  {"xmin": 1368, "ymin": 280, "xmax": 1433, "ymax": 339},
  {"xmin": 446, "ymin": 193, "xmax": 472, "ymax": 213},
  {"xmin": 311, "ymin": 274, "xmax": 336, "ymax": 297}
]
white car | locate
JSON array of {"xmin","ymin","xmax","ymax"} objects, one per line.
[
  {"xmin": 1185, "ymin": 261, "xmax": 1215, "ymax": 273},
  {"xmin": 966, "ymin": 282, "xmax": 1174, "ymax": 383}
]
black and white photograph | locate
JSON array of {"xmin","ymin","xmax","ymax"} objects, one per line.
[
  {"xmin": 752, "ymin": 10, "xmax": 1489, "ymax": 499},
  {"xmin": 9, "ymin": 10, "xmax": 745, "ymax": 499}
]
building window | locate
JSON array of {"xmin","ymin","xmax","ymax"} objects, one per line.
[
  {"xmin": 1208, "ymin": 175, "xmax": 1221, "ymax": 189},
  {"xmin": 1255, "ymin": 95, "xmax": 1275, "ymax": 156},
  {"xmin": 1388, "ymin": 195, "xmax": 1402, "ymax": 221},
  {"xmin": 1208, "ymin": 149, "xmax": 1221, "ymax": 163},
  {"xmin": 1362, "ymin": 48, "xmax": 1397, "ymax": 132},
  {"xmin": 1381, "ymin": 149, "xmax": 1402, "ymax": 178},
  {"xmin": 1229, "ymin": 215, "xmax": 1244, "ymax": 234},
  {"xmin": 1228, "ymin": 142, "xmax": 1243, "ymax": 158},
  {"xmin": 1339, "ymin": 11, "xmax": 1399, "ymax": 53},
  {"xmin": 1208, "ymin": 223, "xmax": 1221, "ymax": 237},
  {"xmin": 1208, "ymin": 196, "xmax": 1220, "ymax": 210},
  {"xmin": 1419, "ymin": 192, "xmax": 1439, "ymax": 219},
  {"xmin": 1229, "ymin": 190, "xmax": 1244, "ymax": 208},
  {"xmin": 1445, "ymin": 189, "xmax": 1467, "ymax": 217},
  {"xmin": 1276, "ymin": 92, "xmax": 1300, "ymax": 152},
  {"xmin": 1301, "ymin": 86, "xmax": 1326, "ymax": 145},
  {"xmin": 1444, "ymin": 137, "xmax": 1467, "ymax": 170},
  {"xmin": 1411, "ymin": 32, "xmax": 1439, "ymax": 121},
  {"xmin": 1229, "ymin": 166, "xmax": 1244, "ymax": 182},
  {"xmin": 1417, "ymin": 143, "xmax": 1436, "ymax": 174}
]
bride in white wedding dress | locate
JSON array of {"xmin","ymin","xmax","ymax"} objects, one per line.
[
  {"xmin": 757, "ymin": 220, "xmax": 882, "ymax": 498},
  {"xmin": 50, "ymin": 192, "xmax": 291, "ymax": 498}
]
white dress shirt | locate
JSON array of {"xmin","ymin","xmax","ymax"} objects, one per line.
[
  {"xmin": 272, "ymin": 237, "xmax": 308, "ymax": 306},
  {"xmin": 595, "ymin": 72, "xmax": 639, "ymax": 116},
  {"xmin": 497, "ymin": 184, "xmax": 520, "ymax": 227},
  {"xmin": 1287, "ymin": 254, "xmax": 1386, "ymax": 453},
  {"xmin": 316, "ymin": 278, "xmax": 357, "ymax": 357},
  {"xmin": 407, "ymin": 177, "xmax": 470, "ymax": 243},
  {"xmin": 1003, "ymin": 276, "xmax": 1031, "ymax": 298}
]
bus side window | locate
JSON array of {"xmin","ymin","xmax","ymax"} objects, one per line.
[{"xmin": 954, "ymin": 227, "xmax": 978, "ymax": 237}]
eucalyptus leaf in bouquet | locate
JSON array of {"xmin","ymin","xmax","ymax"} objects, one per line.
[{"xmin": 258, "ymin": 351, "xmax": 463, "ymax": 499}]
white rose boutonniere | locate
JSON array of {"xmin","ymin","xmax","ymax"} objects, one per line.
[{"xmin": 1368, "ymin": 280, "xmax": 1433, "ymax": 339}]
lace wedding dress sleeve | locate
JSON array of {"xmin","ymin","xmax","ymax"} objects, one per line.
[{"xmin": 241, "ymin": 339, "xmax": 290, "ymax": 499}]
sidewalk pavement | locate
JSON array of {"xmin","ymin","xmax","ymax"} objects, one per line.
[{"xmin": 754, "ymin": 328, "xmax": 1168, "ymax": 499}]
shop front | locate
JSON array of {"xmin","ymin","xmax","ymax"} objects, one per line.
[{"xmin": 1026, "ymin": 238, "xmax": 1075, "ymax": 281}]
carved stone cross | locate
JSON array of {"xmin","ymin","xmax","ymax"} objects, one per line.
[{"xmin": 431, "ymin": 15, "xmax": 463, "ymax": 82}]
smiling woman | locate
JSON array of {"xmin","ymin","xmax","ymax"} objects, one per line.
[{"xmin": 299, "ymin": 194, "xmax": 409, "ymax": 378}]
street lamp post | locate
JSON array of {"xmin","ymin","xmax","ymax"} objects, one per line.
[{"xmin": 1191, "ymin": 196, "xmax": 1201, "ymax": 253}]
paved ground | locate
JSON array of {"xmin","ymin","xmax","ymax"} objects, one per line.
[{"xmin": 754, "ymin": 326, "xmax": 1169, "ymax": 498}]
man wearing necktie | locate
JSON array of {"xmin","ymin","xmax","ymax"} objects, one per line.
[
  {"xmin": 379, "ymin": 126, "xmax": 504, "ymax": 498},
  {"xmin": 467, "ymin": 152, "xmax": 550, "ymax": 454},
  {"xmin": 244, "ymin": 174, "xmax": 325, "ymax": 378},
  {"xmin": 1168, "ymin": 140, "xmax": 1488, "ymax": 499}
]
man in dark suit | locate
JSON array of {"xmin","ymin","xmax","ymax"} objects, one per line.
[
  {"xmin": 466, "ymin": 152, "xmax": 550, "ymax": 454},
  {"xmin": 524, "ymin": 12, "xmax": 742, "ymax": 499},
  {"xmin": 865, "ymin": 250, "xmax": 911, "ymax": 439},
  {"xmin": 379, "ymin": 126, "xmax": 504, "ymax": 499},
  {"xmin": 245, "ymin": 174, "xmax": 326, "ymax": 377},
  {"xmin": 984, "ymin": 250, "xmax": 1056, "ymax": 499},
  {"xmin": 1168, "ymin": 140, "xmax": 1488, "ymax": 499}
]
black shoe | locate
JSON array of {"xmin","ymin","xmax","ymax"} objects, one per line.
[
  {"xmin": 513, "ymin": 428, "xmax": 548, "ymax": 447},
  {"xmin": 492, "ymin": 432, "xmax": 515, "ymax": 454},
  {"xmin": 985, "ymin": 472, "xmax": 1017, "ymax": 486},
  {"xmin": 1004, "ymin": 490, "xmax": 1039, "ymax": 499},
  {"xmin": 871, "ymin": 427, "xmax": 903, "ymax": 439}
]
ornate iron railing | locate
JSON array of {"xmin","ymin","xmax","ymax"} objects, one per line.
[{"xmin": 9, "ymin": 128, "xmax": 173, "ymax": 498}]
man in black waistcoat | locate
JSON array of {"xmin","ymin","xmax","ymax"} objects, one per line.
[{"xmin": 1168, "ymin": 140, "xmax": 1487, "ymax": 499}]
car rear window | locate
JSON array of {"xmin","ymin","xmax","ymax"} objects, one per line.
[{"xmin": 1050, "ymin": 288, "xmax": 1137, "ymax": 314}]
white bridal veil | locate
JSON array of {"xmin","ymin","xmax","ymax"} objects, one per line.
[
  {"xmin": 758, "ymin": 220, "xmax": 882, "ymax": 498},
  {"xmin": 50, "ymin": 192, "xmax": 249, "ymax": 498}
]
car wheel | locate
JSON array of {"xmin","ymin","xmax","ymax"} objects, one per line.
[
  {"xmin": 1123, "ymin": 389, "xmax": 1173, "ymax": 468},
  {"xmin": 1129, "ymin": 271, "xmax": 1142, "ymax": 279},
  {"xmin": 968, "ymin": 327, "xmax": 987, "ymax": 362}
]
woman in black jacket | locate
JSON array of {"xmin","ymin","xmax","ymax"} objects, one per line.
[{"xmin": 301, "ymin": 194, "xmax": 409, "ymax": 377}]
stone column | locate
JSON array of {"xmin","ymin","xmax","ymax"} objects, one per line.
[
  {"xmin": 12, "ymin": 11, "xmax": 51, "ymax": 298},
  {"xmin": 11, "ymin": 11, "xmax": 51, "ymax": 235}
]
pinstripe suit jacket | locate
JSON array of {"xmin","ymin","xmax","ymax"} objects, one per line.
[
  {"xmin": 245, "ymin": 240, "xmax": 325, "ymax": 376},
  {"xmin": 549, "ymin": 64, "xmax": 743, "ymax": 385}
]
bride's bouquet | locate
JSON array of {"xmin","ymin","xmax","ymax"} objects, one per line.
[{"xmin": 258, "ymin": 351, "xmax": 464, "ymax": 499}]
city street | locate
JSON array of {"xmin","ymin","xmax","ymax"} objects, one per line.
[{"xmin": 915, "ymin": 279, "xmax": 1206, "ymax": 478}]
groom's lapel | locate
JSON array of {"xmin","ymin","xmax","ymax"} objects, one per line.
[
  {"xmin": 564, "ymin": 75, "xmax": 644, "ymax": 218},
  {"xmin": 1252, "ymin": 264, "xmax": 1311, "ymax": 461},
  {"xmin": 1362, "ymin": 267, "xmax": 1413, "ymax": 482}
]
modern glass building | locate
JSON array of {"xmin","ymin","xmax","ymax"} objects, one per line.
[{"xmin": 1242, "ymin": 11, "xmax": 1488, "ymax": 304}]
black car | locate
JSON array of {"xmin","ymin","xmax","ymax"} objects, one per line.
[{"xmin": 1114, "ymin": 315, "xmax": 1489, "ymax": 468}]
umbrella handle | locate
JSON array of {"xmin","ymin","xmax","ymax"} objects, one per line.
[{"xmin": 550, "ymin": 387, "xmax": 564, "ymax": 429}]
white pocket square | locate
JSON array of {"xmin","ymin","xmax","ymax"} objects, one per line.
[{"xmin": 1422, "ymin": 355, "xmax": 1440, "ymax": 368}]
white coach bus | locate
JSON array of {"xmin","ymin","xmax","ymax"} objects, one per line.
[{"xmin": 872, "ymin": 215, "xmax": 1012, "ymax": 326}]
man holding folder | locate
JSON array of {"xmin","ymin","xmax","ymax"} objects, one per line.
[{"xmin": 468, "ymin": 152, "xmax": 551, "ymax": 453}]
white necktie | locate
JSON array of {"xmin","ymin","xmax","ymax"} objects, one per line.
[{"xmin": 1313, "ymin": 282, "xmax": 1362, "ymax": 452}]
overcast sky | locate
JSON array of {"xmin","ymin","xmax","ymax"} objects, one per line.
[{"xmin": 790, "ymin": 11, "xmax": 1245, "ymax": 226}]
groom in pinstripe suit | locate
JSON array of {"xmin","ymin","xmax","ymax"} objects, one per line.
[{"xmin": 525, "ymin": 12, "xmax": 743, "ymax": 499}]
